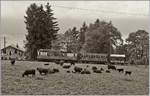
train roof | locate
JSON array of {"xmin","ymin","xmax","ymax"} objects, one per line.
[
  {"xmin": 38, "ymin": 49, "xmax": 65, "ymax": 52},
  {"xmin": 110, "ymin": 54, "xmax": 125, "ymax": 57}
]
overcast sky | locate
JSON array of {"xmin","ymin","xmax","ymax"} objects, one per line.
[{"xmin": 1, "ymin": 1, "xmax": 149, "ymax": 49}]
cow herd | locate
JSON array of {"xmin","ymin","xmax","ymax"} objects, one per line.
[{"xmin": 19, "ymin": 60, "xmax": 132, "ymax": 78}]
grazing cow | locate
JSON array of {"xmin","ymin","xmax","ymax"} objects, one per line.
[
  {"xmin": 106, "ymin": 70, "xmax": 110, "ymax": 73},
  {"xmin": 66, "ymin": 70, "xmax": 70, "ymax": 73},
  {"xmin": 125, "ymin": 71, "xmax": 132, "ymax": 75},
  {"xmin": 11, "ymin": 59, "xmax": 15, "ymax": 65},
  {"xmin": 60, "ymin": 60, "xmax": 64, "ymax": 66},
  {"xmin": 70, "ymin": 62, "xmax": 75, "ymax": 65},
  {"xmin": 22, "ymin": 69, "xmax": 35, "ymax": 77},
  {"xmin": 93, "ymin": 69, "xmax": 102, "ymax": 73},
  {"xmin": 37, "ymin": 68, "xmax": 48, "ymax": 75},
  {"xmin": 63, "ymin": 65, "xmax": 71, "ymax": 69},
  {"xmin": 92, "ymin": 66, "xmax": 97, "ymax": 71},
  {"xmin": 48, "ymin": 69, "xmax": 55, "ymax": 74},
  {"xmin": 100, "ymin": 68, "xmax": 104, "ymax": 71},
  {"xmin": 74, "ymin": 66, "xmax": 83, "ymax": 73},
  {"xmin": 117, "ymin": 68, "xmax": 124, "ymax": 73},
  {"xmin": 107, "ymin": 65, "xmax": 116, "ymax": 70},
  {"xmin": 53, "ymin": 68, "xmax": 59, "ymax": 73},
  {"xmin": 44, "ymin": 63, "xmax": 49, "ymax": 65},
  {"xmin": 81, "ymin": 69, "xmax": 91, "ymax": 74},
  {"xmin": 55, "ymin": 61, "xmax": 60, "ymax": 64}
]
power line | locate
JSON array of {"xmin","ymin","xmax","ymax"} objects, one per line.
[{"xmin": 52, "ymin": 5, "xmax": 148, "ymax": 17}]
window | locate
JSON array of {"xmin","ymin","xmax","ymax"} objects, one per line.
[
  {"xmin": 9, "ymin": 51, "xmax": 11, "ymax": 56},
  {"xmin": 3, "ymin": 49, "xmax": 6, "ymax": 54},
  {"xmin": 20, "ymin": 53, "xmax": 22, "ymax": 56},
  {"xmin": 15, "ymin": 49, "xmax": 17, "ymax": 54}
]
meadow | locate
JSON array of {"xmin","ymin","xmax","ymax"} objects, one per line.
[{"xmin": 1, "ymin": 60, "xmax": 149, "ymax": 95}]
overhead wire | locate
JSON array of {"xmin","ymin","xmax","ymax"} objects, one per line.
[{"xmin": 51, "ymin": 5, "xmax": 148, "ymax": 17}]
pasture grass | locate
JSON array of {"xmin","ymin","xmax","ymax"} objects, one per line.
[{"xmin": 1, "ymin": 60, "xmax": 149, "ymax": 95}]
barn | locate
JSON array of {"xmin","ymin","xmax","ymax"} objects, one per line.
[{"xmin": 1, "ymin": 44, "xmax": 25, "ymax": 60}]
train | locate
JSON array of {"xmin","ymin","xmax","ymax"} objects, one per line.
[{"xmin": 37, "ymin": 49, "xmax": 126, "ymax": 64}]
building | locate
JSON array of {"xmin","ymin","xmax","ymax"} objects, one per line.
[{"xmin": 1, "ymin": 44, "xmax": 25, "ymax": 60}]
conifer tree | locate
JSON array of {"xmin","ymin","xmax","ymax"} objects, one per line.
[{"xmin": 24, "ymin": 3, "xmax": 59, "ymax": 60}]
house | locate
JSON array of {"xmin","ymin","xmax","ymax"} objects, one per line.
[{"xmin": 1, "ymin": 44, "xmax": 25, "ymax": 60}]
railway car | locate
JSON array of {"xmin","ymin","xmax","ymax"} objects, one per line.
[
  {"xmin": 79, "ymin": 53, "xmax": 107, "ymax": 64},
  {"xmin": 37, "ymin": 49, "xmax": 125, "ymax": 64},
  {"xmin": 37, "ymin": 49, "xmax": 76, "ymax": 62},
  {"xmin": 110, "ymin": 54, "xmax": 126, "ymax": 64}
]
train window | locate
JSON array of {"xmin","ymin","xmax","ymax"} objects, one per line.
[
  {"xmin": 91, "ymin": 55, "xmax": 93, "ymax": 58},
  {"xmin": 82, "ymin": 54, "xmax": 84, "ymax": 58},
  {"xmin": 96, "ymin": 55, "xmax": 99, "ymax": 58},
  {"xmin": 93, "ymin": 55, "xmax": 94, "ymax": 58},
  {"xmin": 86, "ymin": 55, "xmax": 88, "ymax": 58},
  {"xmin": 93, "ymin": 55, "xmax": 95, "ymax": 58},
  {"xmin": 40, "ymin": 52, "xmax": 47, "ymax": 56},
  {"xmin": 99, "ymin": 56, "xmax": 102, "ymax": 59},
  {"xmin": 3, "ymin": 49, "xmax": 6, "ymax": 54},
  {"xmin": 95, "ymin": 55, "xmax": 97, "ymax": 58},
  {"xmin": 102, "ymin": 56, "xmax": 104, "ymax": 58},
  {"xmin": 86, "ymin": 55, "xmax": 89, "ymax": 58},
  {"xmin": 97, "ymin": 55, "xmax": 99, "ymax": 58},
  {"xmin": 90, "ymin": 55, "xmax": 92, "ymax": 58}
]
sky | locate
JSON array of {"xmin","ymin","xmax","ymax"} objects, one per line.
[{"xmin": 1, "ymin": 1, "xmax": 149, "ymax": 49}]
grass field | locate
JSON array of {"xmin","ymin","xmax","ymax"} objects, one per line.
[{"xmin": 1, "ymin": 60, "xmax": 149, "ymax": 95}]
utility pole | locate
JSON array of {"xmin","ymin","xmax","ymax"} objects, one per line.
[
  {"xmin": 4, "ymin": 36, "xmax": 6, "ymax": 48},
  {"xmin": 107, "ymin": 21, "xmax": 112, "ymax": 64}
]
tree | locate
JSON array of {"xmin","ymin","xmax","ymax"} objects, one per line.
[
  {"xmin": 64, "ymin": 27, "xmax": 80, "ymax": 53},
  {"xmin": 79, "ymin": 22, "xmax": 88, "ymax": 51},
  {"xmin": 83, "ymin": 19, "xmax": 123, "ymax": 54},
  {"xmin": 126, "ymin": 30, "xmax": 149, "ymax": 64},
  {"xmin": 24, "ymin": 3, "xmax": 59, "ymax": 60}
]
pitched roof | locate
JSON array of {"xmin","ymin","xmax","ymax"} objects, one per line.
[{"xmin": 1, "ymin": 44, "xmax": 24, "ymax": 52}]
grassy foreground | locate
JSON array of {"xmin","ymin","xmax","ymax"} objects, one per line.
[{"xmin": 1, "ymin": 60, "xmax": 149, "ymax": 95}]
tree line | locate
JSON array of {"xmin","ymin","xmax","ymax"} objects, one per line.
[{"xmin": 24, "ymin": 3, "xmax": 149, "ymax": 65}]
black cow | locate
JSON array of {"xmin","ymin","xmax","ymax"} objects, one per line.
[
  {"xmin": 66, "ymin": 70, "xmax": 71, "ymax": 73},
  {"xmin": 63, "ymin": 65, "xmax": 71, "ymax": 69},
  {"xmin": 44, "ymin": 63, "xmax": 49, "ymax": 66},
  {"xmin": 37, "ymin": 68, "xmax": 48, "ymax": 75},
  {"xmin": 106, "ymin": 70, "xmax": 110, "ymax": 73},
  {"xmin": 125, "ymin": 71, "xmax": 132, "ymax": 75},
  {"xmin": 11, "ymin": 59, "xmax": 15, "ymax": 65},
  {"xmin": 117, "ymin": 68, "xmax": 124, "ymax": 73},
  {"xmin": 55, "ymin": 61, "xmax": 60, "ymax": 64},
  {"xmin": 93, "ymin": 69, "xmax": 102, "ymax": 73},
  {"xmin": 81, "ymin": 69, "xmax": 91, "ymax": 74},
  {"xmin": 48, "ymin": 69, "xmax": 55, "ymax": 74},
  {"xmin": 100, "ymin": 68, "xmax": 104, "ymax": 71},
  {"xmin": 92, "ymin": 66, "xmax": 97, "ymax": 71},
  {"xmin": 60, "ymin": 60, "xmax": 64, "ymax": 66},
  {"xmin": 74, "ymin": 66, "xmax": 83, "ymax": 73},
  {"xmin": 53, "ymin": 68, "xmax": 59, "ymax": 73},
  {"xmin": 47, "ymin": 68, "xmax": 59, "ymax": 74},
  {"xmin": 22, "ymin": 69, "xmax": 35, "ymax": 77},
  {"xmin": 107, "ymin": 65, "xmax": 116, "ymax": 70}
]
